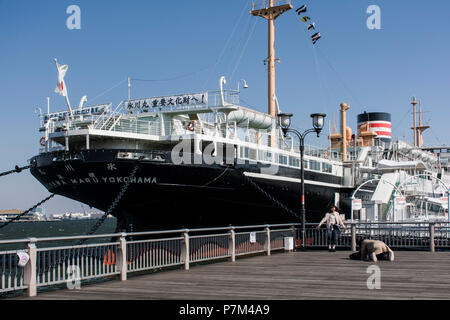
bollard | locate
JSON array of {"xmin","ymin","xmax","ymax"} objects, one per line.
[
  {"xmin": 117, "ymin": 233, "xmax": 127, "ymax": 281},
  {"xmin": 351, "ymin": 224, "xmax": 357, "ymax": 252},
  {"xmin": 24, "ymin": 238, "xmax": 37, "ymax": 297},
  {"xmin": 429, "ymin": 223, "xmax": 435, "ymax": 253},
  {"xmin": 229, "ymin": 229, "xmax": 236, "ymax": 262},
  {"xmin": 265, "ymin": 227, "xmax": 271, "ymax": 256},
  {"xmin": 182, "ymin": 230, "xmax": 190, "ymax": 270}
]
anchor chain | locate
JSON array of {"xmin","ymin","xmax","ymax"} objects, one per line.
[
  {"xmin": 236, "ymin": 169, "xmax": 300, "ymax": 221},
  {"xmin": 0, "ymin": 194, "xmax": 55, "ymax": 229},
  {"xmin": 0, "ymin": 165, "xmax": 31, "ymax": 178},
  {"xmin": 77, "ymin": 163, "xmax": 140, "ymax": 244}
]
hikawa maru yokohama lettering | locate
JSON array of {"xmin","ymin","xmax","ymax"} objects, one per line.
[{"xmin": 44, "ymin": 175, "xmax": 157, "ymax": 188}]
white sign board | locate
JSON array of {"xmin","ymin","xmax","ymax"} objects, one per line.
[
  {"xmin": 125, "ymin": 92, "xmax": 208, "ymax": 114},
  {"xmin": 43, "ymin": 104, "xmax": 110, "ymax": 123},
  {"xmin": 249, "ymin": 232, "xmax": 256, "ymax": 244},
  {"xmin": 352, "ymin": 199, "xmax": 362, "ymax": 211}
]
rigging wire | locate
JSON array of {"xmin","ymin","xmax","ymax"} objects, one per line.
[
  {"xmin": 224, "ymin": 14, "xmax": 253, "ymax": 75},
  {"xmin": 89, "ymin": 78, "xmax": 128, "ymax": 103},
  {"xmin": 391, "ymin": 108, "xmax": 412, "ymax": 135},
  {"xmin": 131, "ymin": 63, "xmax": 215, "ymax": 83},
  {"xmin": 429, "ymin": 126, "xmax": 443, "ymax": 146},
  {"xmin": 229, "ymin": 18, "xmax": 258, "ymax": 85},
  {"xmin": 315, "ymin": 46, "xmax": 364, "ymax": 107},
  {"xmin": 202, "ymin": 0, "xmax": 252, "ymax": 90},
  {"xmin": 306, "ymin": 29, "xmax": 330, "ymax": 113}
]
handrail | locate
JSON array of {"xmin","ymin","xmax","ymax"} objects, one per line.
[
  {"xmin": 93, "ymin": 100, "xmax": 124, "ymax": 130},
  {"xmin": 0, "ymin": 223, "xmax": 300, "ymax": 245},
  {"xmin": 2, "ymin": 221, "xmax": 447, "ymax": 246}
]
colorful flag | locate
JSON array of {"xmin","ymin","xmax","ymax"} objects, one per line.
[
  {"xmin": 301, "ymin": 16, "xmax": 310, "ymax": 23},
  {"xmin": 311, "ymin": 32, "xmax": 321, "ymax": 44},
  {"xmin": 295, "ymin": 5, "xmax": 307, "ymax": 15},
  {"xmin": 307, "ymin": 22, "xmax": 316, "ymax": 31}
]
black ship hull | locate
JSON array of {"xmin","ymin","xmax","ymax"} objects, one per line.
[{"xmin": 30, "ymin": 149, "xmax": 351, "ymax": 232}]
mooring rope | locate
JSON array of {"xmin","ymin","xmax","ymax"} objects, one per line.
[
  {"xmin": 235, "ymin": 168, "xmax": 300, "ymax": 221},
  {"xmin": 77, "ymin": 164, "xmax": 140, "ymax": 244},
  {"xmin": 0, "ymin": 194, "xmax": 55, "ymax": 229},
  {"xmin": 0, "ymin": 165, "xmax": 31, "ymax": 178}
]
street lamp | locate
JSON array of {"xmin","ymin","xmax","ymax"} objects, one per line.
[
  {"xmin": 237, "ymin": 79, "xmax": 248, "ymax": 93},
  {"xmin": 277, "ymin": 112, "xmax": 326, "ymax": 249}
]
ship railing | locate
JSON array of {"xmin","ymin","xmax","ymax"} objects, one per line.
[
  {"xmin": 105, "ymin": 117, "xmax": 162, "ymax": 136},
  {"xmin": 251, "ymin": 0, "xmax": 292, "ymax": 11},
  {"xmin": 206, "ymin": 90, "xmax": 240, "ymax": 107},
  {"xmin": 92, "ymin": 100, "xmax": 125, "ymax": 130}
]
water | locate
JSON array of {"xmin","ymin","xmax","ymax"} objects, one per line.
[{"xmin": 0, "ymin": 218, "xmax": 117, "ymax": 250}]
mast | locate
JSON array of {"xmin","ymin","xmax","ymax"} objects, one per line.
[
  {"xmin": 251, "ymin": 0, "xmax": 292, "ymax": 145},
  {"xmin": 412, "ymin": 97, "xmax": 418, "ymax": 147},
  {"xmin": 416, "ymin": 100, "xmax": 430, "ymax": 148},
  {"xmin": 411, "ymin": 97, "xmax": 430, "ymax": 148}
]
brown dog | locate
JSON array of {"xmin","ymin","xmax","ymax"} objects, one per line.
[{"xmin": 349, "ymin": 239, "xmax": 394, "ymax": 262}]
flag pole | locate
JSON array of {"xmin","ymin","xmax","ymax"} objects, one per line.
[{"xmin": 65, "ymin": 96, "xmax": 73, "ymax": 119}]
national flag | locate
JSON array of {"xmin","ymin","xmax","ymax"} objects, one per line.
[
  {"xmin": 295, "ymin": 5, "xmax": 307, "ymax": 15},
  {"xmin": 54, "ymin": 59, "xmax": 68, "ymax": 97}
]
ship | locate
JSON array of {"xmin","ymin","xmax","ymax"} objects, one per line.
[{"xmin": 29, "ymin": 1, "xmax": 449, "ymax": 232}]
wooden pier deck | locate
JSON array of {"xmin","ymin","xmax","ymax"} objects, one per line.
[{"xmin": 17, "ymin": 250, "xmax": 450, "ymax": 300}]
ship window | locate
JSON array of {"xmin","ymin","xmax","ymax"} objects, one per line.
[
  {"xmin": 248, "ymin": 148, "xmax": 257, "ymax": 160},
  {"xmin": 258, "ymin": 150, "xmax": 272, "ymax": 162},
  {"xmin": 241, "ymin": 147, "xmax": 249, "ymax": 159},
  {"xmin": 322, "ymin": 163, "xmax": 332, "ymax": 173},
  {"xmin": 289, "ymin": 156, "xmax": 300, "ymax": 167},
  {"xmin": 310, "ymin": 160, "xmax": 321, "ymax": 171},
  {"xmin": 279, "ymin": 155, "xmax": 288, "ymax": 165},
  {"xmin": 303, "ymin": 160, "xmax": 308, "ymax": 169}
]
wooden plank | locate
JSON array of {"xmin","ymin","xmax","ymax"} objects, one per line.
[{"xmin": 13, "ymin": 251, "xmax": 450, "ymax": 300}]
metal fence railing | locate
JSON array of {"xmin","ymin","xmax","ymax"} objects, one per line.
[
  {"xmin": 0, "ymin": 249, "xmax": 28, "ymax": 294},
  {"xmin": 305, "ymin": 221, "xmax": 450, "ymax": 251},
  {"xmin": 36, "ymin": 242, "xmax": 120, "ymax": 287},
  {"xmin": 0, "ymin": 224, "xmax": 296, "ymax": 298},
  {"xmin": 2, "ymin": 221, "xmax": 450, "ymax": 298},
  {"xmin": 127, "ymin": 237, "xmax": 183, "ymax": 272}
]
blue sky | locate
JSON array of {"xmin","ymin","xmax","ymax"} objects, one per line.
[{"xmin": 0, "ymin": 0, "xmax": 449, "ymax": 214}]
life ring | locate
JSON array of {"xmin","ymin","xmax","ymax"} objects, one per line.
[
  {"xmin": 186, "ymin": 121, "xmax": 196, "ymax": 132},
  {"xmin": 40, "ymin": 137, "xmax": 46, "ymax": 146},
  {"xmin": 104, "ymin": 249, "xmax": 116, "ymax": 266}
]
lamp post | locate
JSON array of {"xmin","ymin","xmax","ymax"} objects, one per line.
[
  {"xmin": 277, "ymin": 112, "xmax": 326, "ymax": 249},
  {"xmin": 237, "ymin": 79, "xmax": 248, "ymax": 93}
]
